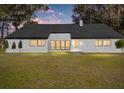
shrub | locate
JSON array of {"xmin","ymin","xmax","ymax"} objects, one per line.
[
  {"xmin": 18, "ymin": 40, "xmax": 22, "ymax": 49},
  {"xmin": 4, "ymin": 40, "xmax": 9, "ymax": 49},
  {"xmin": 115, "ymin": 39, "xmax": 124, "ymax": 53},
  {"xmin": 12, "ymin": 42, "xmax": 16, "ymax": 49}
]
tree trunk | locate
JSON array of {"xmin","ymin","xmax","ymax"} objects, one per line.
[
  {"xmin": 0, "ymin": 21, "xmax": 5, "ymax": 49},
  {"xmin": 15, "ymin": 26, "xmax": 18, "ymax": 31},
  {"xmin": 6, "ymin": 23, "xmax": 9, "ymax": 36},
  {"xmin": 108, "ymin": 5, "xmax": 112, "ymax": 28},
  {"xmin": 1, "ymin": 21, "xmax": 5, "ymax": 39},
  {"xmin": 117, "ymin": 6, "xmax": 121, "ymax": 30}
]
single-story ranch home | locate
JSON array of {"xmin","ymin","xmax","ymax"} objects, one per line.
[{"xmin": 5, "ymin": 20, "xmax": 124, "ymax": 53}]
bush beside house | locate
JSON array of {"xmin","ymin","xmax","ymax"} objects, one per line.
[
  {"xmin": 4, "ymin": 40, "xmax": 9, "ymax": 49},
  {"xmin": 12, "ymin": 42, "xmax": 16, "ymax": 49},
  {"xmin": 115, "ymin": 39, "xmax": 124, "ymax": 53},
  {"xmin": 18, "ymin": 40, "xmax": 22, "ymax": 52}
]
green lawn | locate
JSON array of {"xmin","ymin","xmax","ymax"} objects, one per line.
[{"xmin": 0, "ymin": 51, "xmax": 124, "ymax": 89}]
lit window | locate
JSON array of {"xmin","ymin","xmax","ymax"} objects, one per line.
[
  {"xmin": 37, "ymin": 40, "xmax": 42, "ymax": 46},
  {"xmin": 96, "ymin": 40, "xmax": 111, "ymax": 47},
  {"xmin": 96, "ymin": 40, "xmax": 102, "ymax": 46},
  {"xmin": 56, "ymin": 41, "xmax": 61, "ymax": 49},
  {"xmin": 103, "ymin": 40, "xmax": 111, "ymax": 46},
  {"xmin": 65, "ymin": 40, "xmax": 70, "ymax": 49},
  {"xmin": 50, "ymin": 40, "xmax": 70, "ymax": 50},
  {"xmin": 30, "ymin": 40, "xmax": 37, "ymax": 46},
  {"xmin": 61, "ymin": 40, "xmax": 65, "ymax": 49},
  {"xmin": 30, "ymin": 40, "xmax": 45, "ymax": 47},
  {"xmin": 51, "ymin": 41, "xmax": 55, "ymax": 49},
  {"xmin": 37, "ymin": 40, "xmax": 45, "ymax": 47},
  {"xmin": 74, "ymin": 40, "xmax": 79, "ymax": 48}
]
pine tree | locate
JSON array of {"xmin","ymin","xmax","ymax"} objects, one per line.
[
  {"xmin": 4, "ymin": 40, "xmax": 9, "ymax": 49},
  {"xmin": 18, "ymin": 40, "xmax": 22, "ymax": 52},
  {"xmin": 12, "ymin": 42, "xmax": 16, "ymax": 49}
]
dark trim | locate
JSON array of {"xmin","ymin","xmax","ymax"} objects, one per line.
[
  {"xmin": 6, "ymin": 37, "xmax": 124, "ymax": 39},
  {"xmin": 5, "ymin": 37, "xmax": 48, "ymax": 39},
  {"xmin": 71, "ymin": 37, "xmax": 124, "ymax": 39},
  {"xmin": 50, "ymin": 32, "xmax": 71, "ymax": 33}
]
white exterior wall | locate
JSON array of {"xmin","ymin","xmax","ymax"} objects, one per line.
[
  {"xmin": 6, "ymin": 33, "xmax": 71, "ymax": 53},
  {"xmin": 6, "ymin": 39, "xmax": 48, "ymax": 53},
  {"xmin": 71, "ymin": 39, "xmax": 121, "ymax": 53},
  {"xmin": 48, "ymin": 33, "xmax": 71, "ymax": 52},
  {"xmin": 6, "ymin": 38, "xmax": 121, "ymax": 53}
]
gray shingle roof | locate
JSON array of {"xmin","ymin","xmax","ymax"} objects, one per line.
[{"xmin": 5, "ymin": 24, "xmax": 123, "ymax": 39}]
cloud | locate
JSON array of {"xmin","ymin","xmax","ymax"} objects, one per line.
[
  {"xmin": 35, "ymin": 6, "xmax": 64, "ymax": 24},
  {"xmin": 35, "ymin": 17, "xmax": 62, "ymax": 24},
  {"xmin": 57, "ymin": 12, "xmax": 64, "ymax": 16},
  {"xmin": 46, "ymin": 8, "xmax": 55, "ymax": 14},
  {"xmin": 38, "ymin": 7, "xmax": 64, "ymax": 18}
]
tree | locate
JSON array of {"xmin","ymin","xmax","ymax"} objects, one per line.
[
  {"xmin": 9, "ymin": 4, "xmax": 49, "ymax": 30},
  {"xmin": 0, "ymin": 5, "xmax": 11, "ymax": 39},
  {"xmin": 0, "ymin": 4, "xmax": 49, "ymax": 48},
  {"xmin": 72, "ymin": 4, "xmax": 124, "ymax": 32},
  {"xmin": 72, "ymin": 5, "xmax": 106, "ymax": 24},
  {"xmin": 0, "ymin": 5, "xmax": 10, "ymax": 49},
  {"xmin": 24, "ymin": 18, "xmax": 38, "ymax": 25},
  {"xmin": 4, "ymin": 40, "xmax": 9, "ymax": 49},
  {"xmin": 115, "ymin": 39, "xmax": 124, "ymax": 53},
  {"xmin": 0, "ymin": 4, "xmax": 49, "ymax": 37},
  {"xmin": 12, "ymin": 42, "xmax": 16, "ymax": 49},
  {"xmin": 18, "ymin": 40, "xmax": 22, "ymax": 52}
]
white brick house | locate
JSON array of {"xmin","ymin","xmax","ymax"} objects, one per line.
[{"xmin": 5, "ymin": 21, "xmax": 124, "ymax": 53}]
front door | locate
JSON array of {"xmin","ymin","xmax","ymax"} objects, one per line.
[{"xmin": 50, "ymin": 40, "xmax": 70, "ymax": 50}]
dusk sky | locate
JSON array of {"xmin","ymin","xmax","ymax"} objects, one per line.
[
  {"xmin": 35, "ymin": 4, "xmax": 74, "ymax": 24},
  {"xmin": 9, "ymin": 4, "xmax": 74, "ymax": 33}
]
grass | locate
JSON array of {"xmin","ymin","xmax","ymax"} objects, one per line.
[{"xmin": 0, "ymin": 51, "xmax": 124, "ymax": 89}]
